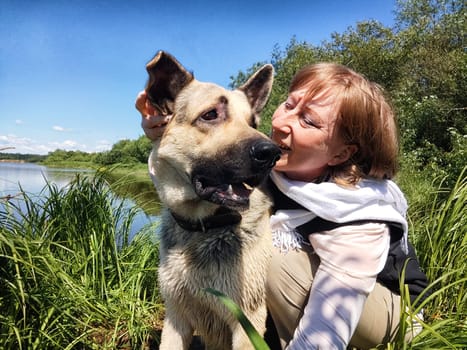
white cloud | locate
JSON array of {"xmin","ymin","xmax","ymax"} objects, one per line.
[
  {"xmin": 49, "ymin": 139, "xmax": 88, "ymax": 152},
  {"xmin": 15, "ymin": 119, "xmax": 24, "ymax": 125},
  {"xmin": 0, "ymin": 134, "xmax": 89, "ymax": 155},
  {"xmin": 0, "ymin": 134, "xmax": 33, "ymax": 146},
  {"xmin": 52, "ymin": 125, "xmax": 69, "ymax": 132},
  {"xmin": 0, "ymin": 134, "xmax": 42, "ymax": 154}
]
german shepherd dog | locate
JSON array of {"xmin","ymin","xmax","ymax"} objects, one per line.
[{"xmin": 144, "ymin": 51, "xmax": 281, "ymax": 349}]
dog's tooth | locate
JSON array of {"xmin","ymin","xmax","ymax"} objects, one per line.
[
  {"xmin": 243, "ymin": 182, "xmax": 253, "ymax": 191},
  {"xmin": 227, "ymin": 185, "xmax": 233, "ymax": 194}
]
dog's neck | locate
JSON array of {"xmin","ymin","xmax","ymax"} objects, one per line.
[{"xmin": 170, "ymin": 207, "xmax": 242, "ymax": 232}]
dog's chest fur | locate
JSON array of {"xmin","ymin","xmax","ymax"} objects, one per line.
[{"xmin": 157, "ymin": 189, "xmax": 272, "ymax": 308}]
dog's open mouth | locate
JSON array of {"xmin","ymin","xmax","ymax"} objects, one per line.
[{"xmin": 192, "ymin": 175, "xmax": 262, "ymax": 208}]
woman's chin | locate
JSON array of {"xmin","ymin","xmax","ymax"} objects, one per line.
[{"xmin": 273, "ymin": 159, "xmax": 288, "ymax": 172}]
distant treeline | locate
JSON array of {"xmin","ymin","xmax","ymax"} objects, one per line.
[
  {"xmin": 0, "ymin": 136, "xmax": 152, "ymax": 168},
  {"xmin": 0, "ymin": 152, "xmax": 46, "ymax": 163}
]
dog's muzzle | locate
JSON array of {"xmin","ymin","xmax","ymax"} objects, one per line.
[{"xmin": 191, "ymin": 139, "xmax": 281, "ymax": 209}]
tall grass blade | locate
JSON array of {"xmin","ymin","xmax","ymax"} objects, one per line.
[{"xmin": 205, "ymin": 288, "xmax": 270, "ymax": 350}]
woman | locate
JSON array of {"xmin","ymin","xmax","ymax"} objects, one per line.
[{"xmin": 136, "ymin": 62, "xmax": 429, "ymax": 349}]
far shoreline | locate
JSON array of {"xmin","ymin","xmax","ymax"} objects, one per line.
[{"xmin": 0, "ymin": 159, "xmax": 26, "ymax": 163}]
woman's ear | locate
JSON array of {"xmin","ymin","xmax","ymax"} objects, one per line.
[{"xmin": 328, "ymin": 144, "xmax": 358, "ymax": 166}]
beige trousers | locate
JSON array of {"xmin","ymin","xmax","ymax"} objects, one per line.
[{"xmin": 266, "ymin": 243, "xmax": 420, "ymax": 349}]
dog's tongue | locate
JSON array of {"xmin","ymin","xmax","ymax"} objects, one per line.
[{"xmin": 230, "ymin": 183, "xmax": 253, "ymax": 198}]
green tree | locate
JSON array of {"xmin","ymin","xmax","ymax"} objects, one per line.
[
  {"xmin": 94, "ymin": 137, "xmax": 152, "ymax": 166},
  {"xmin": 320, "ymin": 20, "xmax": 400, "ymax": 90},
  {"xmin": 393, "ymin": 0, "xmax": 466, "ymax": 149},
  {"xmin": 133, "ymin": 135, "xmax": 153, "ymax": 163}
]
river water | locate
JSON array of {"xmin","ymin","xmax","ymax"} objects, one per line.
[{"xmin": 0, "ymin": 162, "xmax": 158, "ymax": 237}]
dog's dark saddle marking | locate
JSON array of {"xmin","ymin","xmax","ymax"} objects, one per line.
[{"xmin": 170, "ymin": 207, "xmax": 242, "ymax": 232}]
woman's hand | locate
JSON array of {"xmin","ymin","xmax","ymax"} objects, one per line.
[{"xmin": 135, "ymin": 90, "xmax": 171, "ymax": 141}]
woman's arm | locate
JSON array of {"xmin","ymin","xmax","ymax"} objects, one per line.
[{"xmin": 286, "ymin": 223, "xmax": 390, "ymax": 350}]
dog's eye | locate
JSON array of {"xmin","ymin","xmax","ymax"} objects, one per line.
[{"xmin": 201, "ymin": 109, "xmax": 218, "ymax": 121}]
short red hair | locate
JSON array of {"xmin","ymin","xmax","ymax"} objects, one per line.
[{"xmin": 290, "ymin": 63, "xmax": 399, "ymax": 185}]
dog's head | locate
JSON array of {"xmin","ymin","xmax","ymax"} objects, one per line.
[{"xmin": 145, "ymin": 51, "xmax": 280, "ymax": 216}]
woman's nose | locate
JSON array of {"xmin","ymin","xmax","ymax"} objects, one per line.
[{"xmin": 272, "ymin": 111, "xmax": 294, "ymax": 132}]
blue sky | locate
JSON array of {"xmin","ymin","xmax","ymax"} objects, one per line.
[{"xmin": 0, "ymin": 0, "xmax": 397, "ymax": 155}]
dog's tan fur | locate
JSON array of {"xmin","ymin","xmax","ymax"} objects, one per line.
[{"xmin": 144, "ymin": 51, "xmax": 280, "ymax": 349}]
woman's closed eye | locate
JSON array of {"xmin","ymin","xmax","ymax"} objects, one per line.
[{"xmin": 299, "ymin": 114, "xmax": 319, "ymax": 128}]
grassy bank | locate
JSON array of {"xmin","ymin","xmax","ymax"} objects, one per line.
[
  {"xmin": 39, "ymin": 160, "xmax": 161, "ymax": 217},
  {"xmin": 0, "ymin": 168, "xmax": 465, "ymax": 349},
  {"xmin": 0, "ymin": 175, "xmax": 163, "ymax": 349}
]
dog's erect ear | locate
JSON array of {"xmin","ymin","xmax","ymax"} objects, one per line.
[
  {"xmin": 237, "ymin": 64, "xmax": 274, "ymax": 126},
  {"xmin": 145, "ymin": 51, "xmax": 194, "ymax": 115}
]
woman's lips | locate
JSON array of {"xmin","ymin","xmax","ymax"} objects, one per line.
[{"xmin": 276, "ymin": 141, "xmax": 291, "ymax": 151}]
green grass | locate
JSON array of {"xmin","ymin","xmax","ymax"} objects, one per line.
[
  {"xmin": 361, "ymin": 166, "xmax": 467, "ymax": 350},
  {"xmin": 0, "ymin": 167, "xmax": 465, "ymax": 349},
  {"xmin": 96, "ymin": 165, "xmax": 161, "ymax": 217},
  {"xmin": 0, "ymin": 175, "xmax": 163, "ymax": 349},
  {"xmin": 400, "ymin": 167, "xmax": 467, "ymax": 349}
]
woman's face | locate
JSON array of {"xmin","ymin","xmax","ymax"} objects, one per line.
[{"xmin": 271, "ymin": 88, "xmax": 354, "ymax": 182}]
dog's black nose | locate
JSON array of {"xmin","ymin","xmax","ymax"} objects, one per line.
[{"xmin": 250, "ymin": 140, "xmax": 282, "ymax": 169}]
